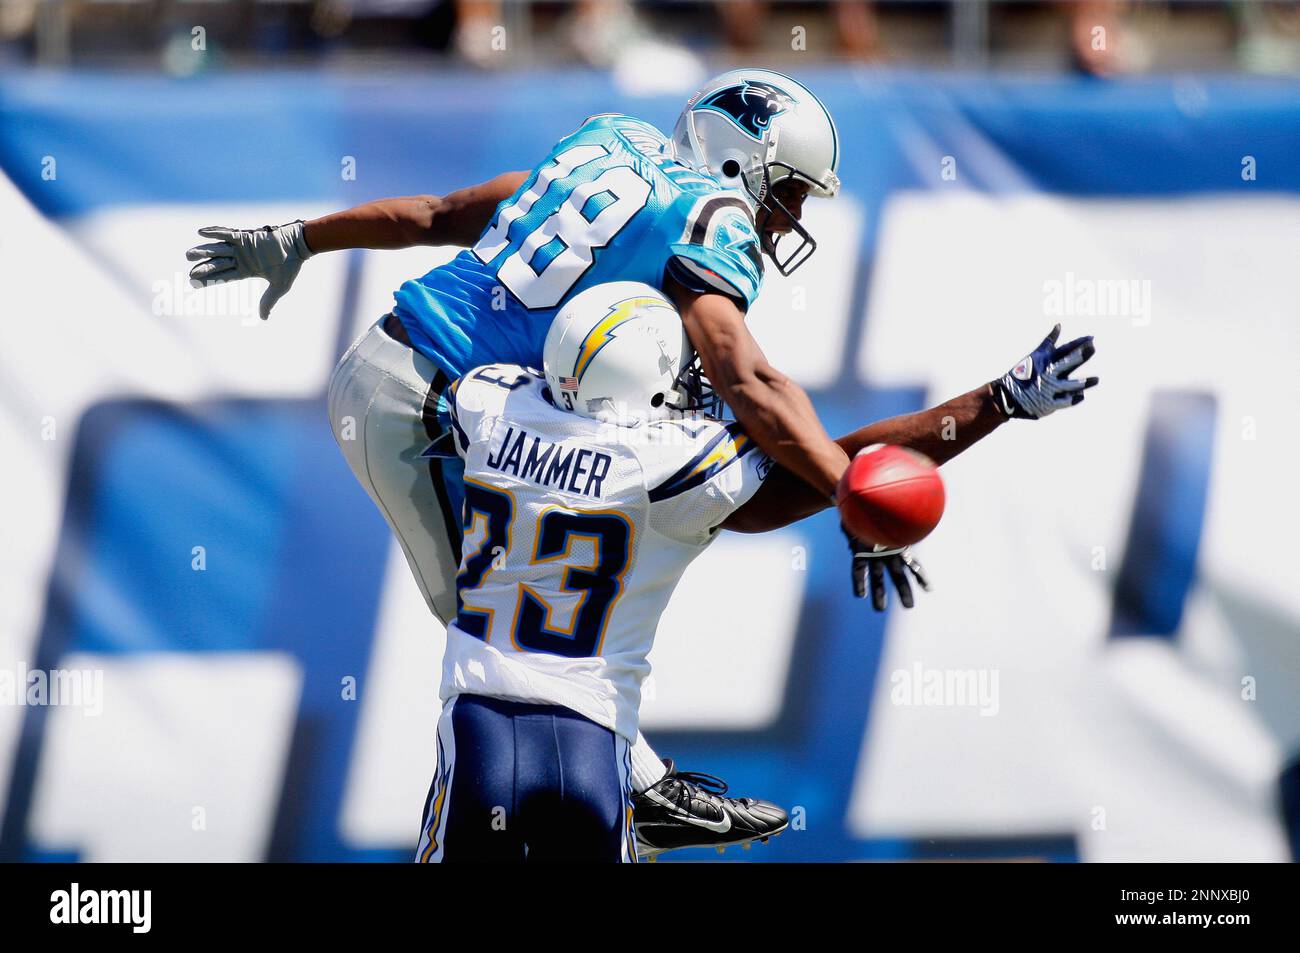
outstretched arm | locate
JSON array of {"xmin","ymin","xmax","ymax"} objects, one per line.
[
  {"xmin": 303, "ymin": 172, "xmax": 529, "ymax": 252},
  {"xmin": 723, "ymin": 383, "xmax": 1005, "ymax": 533},
  {"xmin": 724, "ymin": 324, "xmax": 1098, "ymax": 534},
  {"xmin": 186, "ymin": 171, "xmax": 528, "ymax": 319}
]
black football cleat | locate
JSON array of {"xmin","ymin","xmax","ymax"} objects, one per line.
[{"xmin": 632, "ymin": 760, "xmax": 789, "ymax": 859}]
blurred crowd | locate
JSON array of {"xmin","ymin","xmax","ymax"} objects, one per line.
[{"xmin": 3, "ymin": 0, "xmax": 1300, "ymax": 74}]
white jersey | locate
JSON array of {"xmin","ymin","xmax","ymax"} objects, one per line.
[{"xmin": 439, "ymin": 363, "xmax": 771, "ymax": 742}]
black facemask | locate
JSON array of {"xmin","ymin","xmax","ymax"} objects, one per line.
[
  {"xmin": 670, "ymin": 344, "xmax": 724, "ymax": 418},
  {"xmin": 745, "ymin": 161, "xmax": 822, "ymax": 277}
]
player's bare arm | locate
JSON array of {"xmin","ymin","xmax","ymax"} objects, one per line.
[
  {"xmin": 725, "ymin": 323, "xmax": 1097, "ymax": 535},
  {"xmin": 303, "ymin": 172, "xmax": 529, "ymax": 252},
  {"xmin": 723, "ymin": 382, "xmax": 1006, "ymax": 535},
  {"xmin": 185, "ymin": 171, "xmax": 526, "ymax": 319},
  {"xmin": 667, "ymin": 276, "xmax": 850, "ymax": 499}
]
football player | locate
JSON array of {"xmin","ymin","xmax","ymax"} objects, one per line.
[
  {"xmin": 186, "ymin": 68, "xmax": 1097, "ymax": 857},
  {"xmin": 413, "ymin": 282, "xmax": 1096, "ymax": 861}
]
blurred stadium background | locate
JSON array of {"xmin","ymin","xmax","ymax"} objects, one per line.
[{"xmin": 1, "ymin": 0, "xmax": 1299, "ymax": 862}]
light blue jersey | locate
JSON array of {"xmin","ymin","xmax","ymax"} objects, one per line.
[{"xmin": 392, "ymin": 114, "xmax": 765, "ymax": 380}]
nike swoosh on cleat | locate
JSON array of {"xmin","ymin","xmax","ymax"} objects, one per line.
[
  {"xmin": 671, "ymin": 812, "xmax": 732, "ymax": 833},
  {"xmin": 642, "ymin": 789, "xmax": 733, "ymax": 833}
]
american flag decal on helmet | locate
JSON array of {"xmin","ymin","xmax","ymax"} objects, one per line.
[{"xmin": 559, "ymin": 376, "xmax": 579, "ymax": 391}]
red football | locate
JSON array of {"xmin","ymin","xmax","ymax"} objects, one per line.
[{"xmin": 836, "ymin": 445, "xmax": 945, "ymax": 549}]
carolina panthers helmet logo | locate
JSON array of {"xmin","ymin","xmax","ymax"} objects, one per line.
[{"xmin": 697, "ymin": 80, "xmax": 794, "ymax": 140}]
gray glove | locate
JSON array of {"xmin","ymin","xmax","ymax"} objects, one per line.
[{"xmin": 186, "ymin": 221, "xmax": 314, "ymax": 320}]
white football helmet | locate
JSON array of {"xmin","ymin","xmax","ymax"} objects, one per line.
[
  {"xmin": 673, "ymin": 67, "xmax": 841, "ymax": 275},
  {"xmin": 543, "ymin": 281, "xmax": 716, "ymax": 424}
]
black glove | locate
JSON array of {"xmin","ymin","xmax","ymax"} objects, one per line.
[{"xmin": 845, "ymin": 526, "xmax": 931, "ymax": 611}]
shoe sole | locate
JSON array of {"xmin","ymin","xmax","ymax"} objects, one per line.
[{"xmin": 637, "ymin": 820, "xmax": 790, "ymax": 861}]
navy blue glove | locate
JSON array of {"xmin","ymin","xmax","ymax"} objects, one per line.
[
  {"xmin": 991, "ymin": 324, "xmax": 1098, "ymax": 420},
  {"xmin": 845, "ymin": 526, "xmax": 931, "ymax": 611}
]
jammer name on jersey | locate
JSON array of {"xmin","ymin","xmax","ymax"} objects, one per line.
[{"xmin": 485, "ymin": 426, "xmax": 613, "ymax": 500}]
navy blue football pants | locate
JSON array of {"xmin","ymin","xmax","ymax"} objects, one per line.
[{"xmin": 415, "ymin": 695, "xmax": 636, "ymax": 862}]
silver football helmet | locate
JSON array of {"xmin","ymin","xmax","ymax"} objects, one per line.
[
  {"xmin": 543, "ymin": 281, "xmax": 720, "ymax": 424},
  {"xmin": 673, "ymin": 68, "xmax": 841, "ymax": 275}
]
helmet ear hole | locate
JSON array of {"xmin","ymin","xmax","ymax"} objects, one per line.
[
  {"xmin": 721, "ymin": 159, "xmax": 741, "ymax": 178},
  {"xmin": 650, "ymin": 392, "xmax": 665, "ymax": 408}
]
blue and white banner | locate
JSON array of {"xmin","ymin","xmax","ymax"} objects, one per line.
[{"xmin": 1, "ymin": 68, "xmax": 1298, "ymax": 861}]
